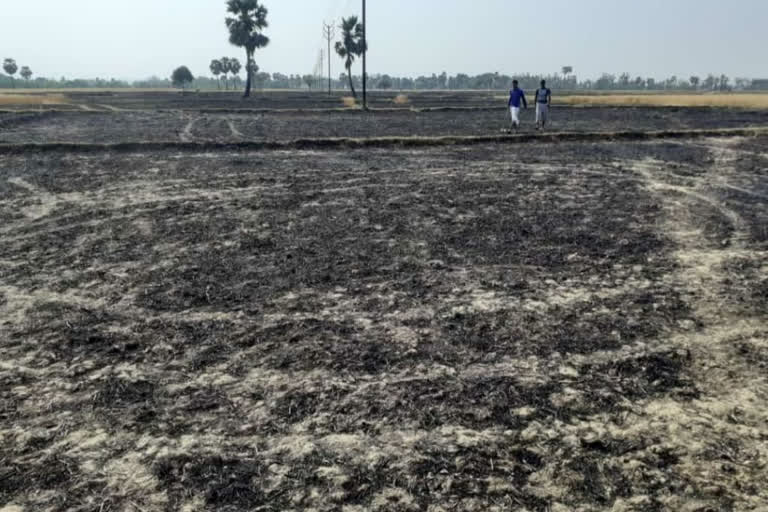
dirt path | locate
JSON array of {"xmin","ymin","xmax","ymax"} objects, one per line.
[
  {"xmin": 226, "ymin": 118, "xmax": 243, "ymax": 138},
  {"xmin": 179, "ymin": 115, "xmax": 197, "ymax": 142},
  {"xmin": 75, "ymin": 104, "xmax": 104, "ymax": 112},
  {"xmin": 96, "ymin": 104, "xmax": 125, "ymax": 112},
  {"xmin": 6, "ymin": 177, "xmax": 60, "ymax": 220},
  {"xmin": 626, "ymin": 139, "xmax": 768, "ymax": 509}
]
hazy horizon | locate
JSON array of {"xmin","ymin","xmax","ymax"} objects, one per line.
[{"xmin": 4, "ymin": 0, "xmax": 768, "ymax": 82}]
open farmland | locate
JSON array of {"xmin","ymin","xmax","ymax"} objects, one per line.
[
  {"xmin": 1, "ymin": 107, "xmax": 767, "ymax": 145},
  {"xmin": 0, "ymin": 90, "xmax": 500, "ymax": 111},
  {"xmin": 1, "ymin": 93, "xmax": 768, "ymax": 511},
  {"xmin": 4, "ymin": 89, "xmax": 768, "ymax": 112}
]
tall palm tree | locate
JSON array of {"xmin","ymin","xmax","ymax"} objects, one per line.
[
  {"xmin": 225, "ymin": 0, "xmax": 270, "ymax": 98},
  {"xmin": 335, "ymin": 16, "xmax": 366, "ymax": 99}
]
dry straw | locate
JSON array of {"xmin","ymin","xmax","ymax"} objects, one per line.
[
  {"xmin": 0, "ymin": 93, "xmax": 70, "ymax": 106},
  {"xmin": 393, "ymin": 94, "xmax": 410, "ymax": 105},
  {"xmin": 557, "ymin": 94, "xmax": 768, "ymax": 109},
  {"xmin": 341, "ymin": 96, "xmax": 358, "ymax": 108}
]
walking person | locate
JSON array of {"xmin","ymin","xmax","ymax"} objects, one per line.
[
  {"xmin": 507, "ymin": 80, "xmax": 528, "ymax": 132},
  {"xmin": 534, "ymin": 79, "xmax": 552, "ymax": 130}
]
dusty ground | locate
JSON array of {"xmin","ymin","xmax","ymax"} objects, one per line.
[
  {"xmin": 1, "ymin": 107, "xmax": 767, "ymax": 144},
  {"xmin": 0, "ymin": 135, "xmax": 767, "ymax": 511}
]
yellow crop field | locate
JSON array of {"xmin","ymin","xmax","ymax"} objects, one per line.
[
  {"xmin": 556, "ymin": 93, "xmax": 768, "ymax": 108},
  {"xmin": 0, "ymin": 93, "xmax": 70, "ymax": 106}
]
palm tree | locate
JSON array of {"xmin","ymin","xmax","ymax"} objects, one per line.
[
  {"xmin": 210, "ymin": 59, "xmax": 223, "ymax": 89},
  {"xmin": 228, "ymin": 58, "xmax": 242, "ymax": 85},
  {"xmin": 3, "ymin": 59, "xmax": 18, "ymax": 88},
  {"xmin": 225, "ymin": 0, "xmax": 270, "ymax": 98},
  {"xmin": 335, "ymin": 16, "xmax": 366, "ymax": 99},
  {"xmin": 247, "ymin": 60, "xmax": 260, "ymax": 90},
  {"xmin": 20, "ymin": 66, "xmax": 33, "ymax": 84},
  {"xmin": 220, "ymin": 57, "xmax": 231, "ymax": 90}
]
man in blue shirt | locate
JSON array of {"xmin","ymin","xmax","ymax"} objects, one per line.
[{"xmin": 507, "ymin": 80, "xmax": 527, "ymax": 132}]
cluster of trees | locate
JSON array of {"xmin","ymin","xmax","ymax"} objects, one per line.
[
  {"xmin": 342, "ymin": 71, "xmax": 752, "ymax": 92},
  {"xmin": 3, "ymin": 69, "xmax": 761, "ymax": 92},
  {"xmin": 586, "ymin": 73, "xmax": 746, "ymax": 91},
  {"xmin": 209, "ymin": 57, "xmax": 243, "ymax": 89},
  {"xmin": 2, "ymin": 58, "xmax": 33, "ymax": 88},
  {"xmin": 169, "ymin": 55, "xmax": 250, "ymax": 92}
]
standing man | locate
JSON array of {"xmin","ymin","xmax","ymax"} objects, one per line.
[
  {"xmin": 534, "ymin": 79, "xmax": 552, "ymax": 130},
  {"xmin": 507, "ymin": 80, "xmax": 528, "ymax": 132}
]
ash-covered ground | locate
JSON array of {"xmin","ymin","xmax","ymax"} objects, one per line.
[
  {"xmin": 1, "ymin": 107, "xmax": 767, "ymax": 144},
  {"xmin": 0, "ymin": 136, "xmax": 767, "ymax": 511}
]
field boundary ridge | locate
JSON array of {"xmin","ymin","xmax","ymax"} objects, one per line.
[{"xmin": 1, "ymin": 127, "xmax": 767, "ymax": 154}]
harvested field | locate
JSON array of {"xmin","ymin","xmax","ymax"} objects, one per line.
[
  {"xmin": 4, "ymin": 90, "xmax": 768, "ymax": 112},
  {"xmin": 0, "ymin": 93, "xmax": 70, "ymax": 107},
  {"xmin": 557, "ymin": 94, "xmax": 768, "ymax": 109},
  {"xmin": 1, "ymin": 124, "xmax": 767, "ymax": 511},
  {"xmin": 0, "ymin": 90, "xmax": 502, "ymax": 112},
  {"xmin": 1, "ymin": 107, "xmax": 767, "ymax": 144}
]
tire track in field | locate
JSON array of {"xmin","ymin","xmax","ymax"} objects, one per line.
[
  {"xmin": 97, "ymin": 104, "xmax": 125, "ymax": 112},
  {"xmin": 6, "ymin": 177, "xmax": 61, "ymax": 220},
  {"xmin": 628, "ymin": 141, "xmax": 768, "ymax": 508},
  {"xmin": 227, "ymin": 118, "xmax": 244, "ymax": 138},
  {"xmin": 180, "ymin": 116, "xmax": 198, "ymax": 142}
]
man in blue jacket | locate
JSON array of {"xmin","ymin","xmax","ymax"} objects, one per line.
[{"xmin": 507, "ymin": 80, "xmax": 528, "ymax": 132}]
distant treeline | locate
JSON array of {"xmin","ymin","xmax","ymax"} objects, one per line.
[
  {"xmin": 362, "ymin": 73, "xmax": 764, "ymax": 92},
  {"xmin": 1, "ymin": 71, "xmax": 766, "ymax": 91}
]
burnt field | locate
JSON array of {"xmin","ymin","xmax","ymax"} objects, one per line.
[
  {"xmin": 0, "ymin": 90, "xmax": 502, "ymax": 112},
  {"xmin": 1, "ymin": 107, "xmax": 767, "ymax": 144},
  {"xmin": 1, "ymin": 106, "xmax": 768, "ymax": 511}
]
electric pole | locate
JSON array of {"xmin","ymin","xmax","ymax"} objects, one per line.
[
  {"xmin": 323, "ymin": 22, "xmax": 335, "ymax": 96},
  {"xmin": 362, "ymin": 0, "xmax": 367, "ymax": 109}
]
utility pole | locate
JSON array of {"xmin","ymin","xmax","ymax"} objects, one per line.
[
  {"xmin": 362, "ymin": 0, "xmax": 367, "ymax": 109},
  {"xmin": 323, "ymin": 22, "xmax": 335, "ymax": 96}
]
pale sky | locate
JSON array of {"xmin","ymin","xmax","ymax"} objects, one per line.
[{"xmin": 3, "ymin": 0, "xmax": 768, "ymax": 81}]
